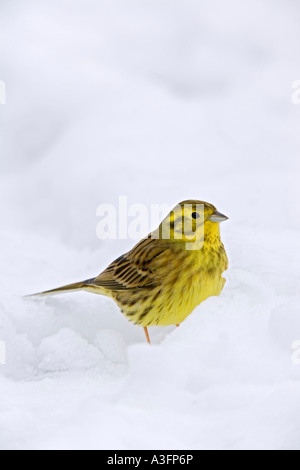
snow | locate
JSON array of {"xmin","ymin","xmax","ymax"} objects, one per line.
[{"xmin": 0, "ymin": 0, "xmax": 300, "ymax": 450}]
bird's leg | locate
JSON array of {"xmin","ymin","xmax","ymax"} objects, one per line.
[
  {"xmin": 144, "ymin": 327, "xmax": 151, "ymax": 344},
  {"xmin": 176, "ymin": 324, "xmax": 180, "ymax": 327}
]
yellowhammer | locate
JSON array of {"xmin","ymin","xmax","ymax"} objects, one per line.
[{"xmin": 30, "ymin": 200, "xmax": 228, "ymax": 343}]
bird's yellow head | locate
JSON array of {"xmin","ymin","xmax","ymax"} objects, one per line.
[{"xmin": 152, "ymin": 200, "xmax": 228, "ymax": 250}]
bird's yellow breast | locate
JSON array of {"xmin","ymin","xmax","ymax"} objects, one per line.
[{"xmin": 111, "ymin": 224, "xmax": 228, "ymax": 327}]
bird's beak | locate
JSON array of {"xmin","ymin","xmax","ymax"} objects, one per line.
[{"xmin": 208, "ymin": 210, "xmax": 229, "ymax": 223}]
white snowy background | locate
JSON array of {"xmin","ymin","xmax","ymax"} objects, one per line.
[{"xmin": 0, "ymin": 0, "xmax": 300, "ymax": 450}]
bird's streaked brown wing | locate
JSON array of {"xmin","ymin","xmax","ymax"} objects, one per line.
[{"xmin": 90, "ymin": 238, "xmax": 171, "ymax": 291}]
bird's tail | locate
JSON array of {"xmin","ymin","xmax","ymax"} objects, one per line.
[{"xmin": 26, "ymin": 278, "xmax": 96, "ymax": 298}]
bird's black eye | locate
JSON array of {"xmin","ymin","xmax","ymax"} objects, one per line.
[{"xmin": 191, "ymin": 212, "xmax": 200, "ymax": 219}]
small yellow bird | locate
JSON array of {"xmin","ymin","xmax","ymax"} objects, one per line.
[{"xmin": 30, "ymin": 200, "xmax": 228, "ymax": 343}]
